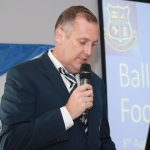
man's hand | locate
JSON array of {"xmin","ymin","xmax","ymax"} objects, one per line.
[{"xmin": 65, "ymin": 84, "xmax": 93, "ymax": 120}]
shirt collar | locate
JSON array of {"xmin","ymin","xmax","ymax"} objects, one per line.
[
  {"xmin": 48, "ymin": 49, "xmax": 67, "ymax": 72},
  {"xmin": 47, "ymin": 49, "xmax": 80, "ymax": 85}
]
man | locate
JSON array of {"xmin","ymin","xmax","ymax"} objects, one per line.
[{"xmin": 0, "ymin": 6, "xmax": 116, "ymax": 150}]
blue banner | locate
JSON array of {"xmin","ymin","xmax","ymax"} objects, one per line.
[{"xmin": 0, "ymin": 43, "xmax": 54, "ymax": 75}]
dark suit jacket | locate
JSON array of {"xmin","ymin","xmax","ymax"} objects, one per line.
[{"xmin": 0, "ymin": 52, "xmax": 116, "ymax": 150}]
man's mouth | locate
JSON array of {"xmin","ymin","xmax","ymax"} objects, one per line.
[{"xmin": 79, "ymin": 57, "xmax": 88, "ymax": 63}]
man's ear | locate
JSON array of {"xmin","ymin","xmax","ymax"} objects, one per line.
[{"xmin": 55, "ymin": 28, "xmax": 65, "ymax": 45}]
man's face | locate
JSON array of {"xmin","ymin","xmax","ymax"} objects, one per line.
[{"xmin": 57, "ymin": 17, "xmax": 99, "ymax": 73}]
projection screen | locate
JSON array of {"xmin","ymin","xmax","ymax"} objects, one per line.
[{"xmin": 98, "ymin": 0, "xmax": 150, "ymax": 149}]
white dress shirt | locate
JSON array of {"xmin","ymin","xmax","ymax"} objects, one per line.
[{"xmin": 48, "ymin": 49, "xmax": 80, "ymax": 130}]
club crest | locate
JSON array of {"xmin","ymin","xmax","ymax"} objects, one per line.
[{"xmin": 104, "ymin": 4, "xmax": 137, "ymax": 51}]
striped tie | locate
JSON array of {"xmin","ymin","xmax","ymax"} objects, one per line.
[
  {"xmin": 58, "ymin": 67, "xmax": 77, "ymax": 93},
  {"xmin": 81, "ymin": 111, "xmax": 88, "ymax": 136}
]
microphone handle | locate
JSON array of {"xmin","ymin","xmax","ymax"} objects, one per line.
[{"xmin": 80, "ymin": 79, "xmax": 90, "ymax": 85}]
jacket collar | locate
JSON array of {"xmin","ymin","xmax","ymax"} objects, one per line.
[{"xmin": 40, "ymin": 51, "xmax": 70, "ymax": 103}]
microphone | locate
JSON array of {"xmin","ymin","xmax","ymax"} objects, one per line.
[{"xmin": 80, "ymin": 63, "xmax": 91, "ymax": 126}]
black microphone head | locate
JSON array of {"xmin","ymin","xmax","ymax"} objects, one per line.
[{"xmin": 80, "ymin": 63, "xmax": 91, "ymax": 80}]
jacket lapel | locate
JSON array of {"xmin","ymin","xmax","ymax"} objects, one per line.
[{"xmin": 39, "ymin": 52, "xmax": 70, "ymax": 102}]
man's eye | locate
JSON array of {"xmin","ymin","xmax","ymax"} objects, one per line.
[
  {"xmin": 92, "ymin": 43, "xmax": 96, "ymax": 47},
  {"xmin": 80, "ymin": 41, "xmax": 86, "ymax": 45}
]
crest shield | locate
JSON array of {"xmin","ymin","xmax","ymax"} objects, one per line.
[{"xmin": 107, "ymin": 5, "xmax": 132, "ymax": 42}]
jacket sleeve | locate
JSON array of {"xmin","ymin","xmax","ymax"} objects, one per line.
[
  {"xmin": 99, "ymin": 81, "xmax": 116, "ymax": 150},
  {"xmin": 0, "ymin": 67, "xmax": 68, "ymax": 150}
]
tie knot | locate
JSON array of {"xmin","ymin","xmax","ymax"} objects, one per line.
[
  {"xmin": 58, "ymin": 67, "xmax": 75, "ymax": 81},
  {"xmin": 58, "ymin": 67, "xmax": 77, "ymax": 92}
]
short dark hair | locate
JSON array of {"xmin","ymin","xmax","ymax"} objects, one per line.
[{"xmin": 55, "ymin": 6, "xmax": 98, "ymax": 37}]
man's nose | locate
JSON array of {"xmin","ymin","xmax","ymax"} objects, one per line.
[{"xmin": 84, "ymin": 44, "xmax": 93, "ymax": 56}]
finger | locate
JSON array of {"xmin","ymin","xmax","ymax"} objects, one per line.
[
  {"xmin": 83, "ymin": 89, "xmax": 93, "ymax": 97},
  {"xmin": 77, "ymin": 84, "xmax": 93, "ymax": 92},
  {"xmin": 85, "ymin": 101, "xmax": 93, "ymax": 110},
  {"xmin": 85, "ymin": 97, "xmax": 93, "ymax": 103}
]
